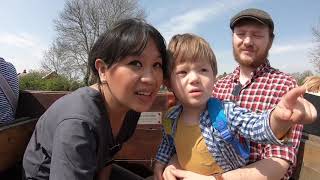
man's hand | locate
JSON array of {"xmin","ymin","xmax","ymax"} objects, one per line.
[
  {"xmin": 154, "ymin": 162, "xmax": 178, "ymax": 180},
  {"xmin": 163, "ymin": 164, "xmax": 178, "ymax": 180},
  {"xmin": 170, "ymin": 169, "xmax": 213, "ymax": 180},
  {"xmin": 271, "ymin": 86, "xmax": 317, "ymax": 138},
  {"xmin": 154, "ymin": 154, "xmax": 182, "ymax": 180}
]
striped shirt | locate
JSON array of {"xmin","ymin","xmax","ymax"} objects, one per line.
[
  {"xmin": 213, "ymin": 60, "xmax": 303, "ymax": 179},
  {"xmin": 155, "ymin": 99, "xmax": 286, "ymax": 172},
  {"xmin": 0, "ymin": 57, "xmax": 19, "ymax": 123}
]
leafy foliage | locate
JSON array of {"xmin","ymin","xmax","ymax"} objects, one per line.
[{"xmin": 19, "ymin": 71, "xmax": 84, "ymax": 91}]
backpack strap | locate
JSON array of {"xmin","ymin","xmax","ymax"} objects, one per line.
[
  {"xmin": 207, "ymin": 98, "xmax": 250, "ymax": 161},
  {"xmin": 0, "ymin": 73, "xmax": 18, "ymax": 113}
]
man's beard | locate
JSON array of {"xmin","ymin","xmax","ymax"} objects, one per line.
[{"xmin": 233, "ymin": 47, "xmax": 269, "ymax": 68}]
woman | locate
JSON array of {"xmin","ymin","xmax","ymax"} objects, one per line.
[
  {"xmin": 303, "ymin": 76, "xmax": 320, "ymax": 136},
  {"xmin": 22, "ymin": 18, "xmax": 168, "ymax": 180}
]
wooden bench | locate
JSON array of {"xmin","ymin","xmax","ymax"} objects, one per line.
[
  {"xmin": 0, "ymin": 117, "xmax": 37, "ymax": 172},
  {"xmin": 3, "ymin": 90, "xmax": 319, "ymax": 179},
  {"xmin": 293, "ymin": 133, "xmax": 320, "ymax": 180},
  {"xmin": 0, "ymin": 90, "xmax": 68, "ymax": 175}
]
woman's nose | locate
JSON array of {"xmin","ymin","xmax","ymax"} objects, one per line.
[{"xmin": 140, "ymin": 68, "xmax": 155, "ymax": 84}]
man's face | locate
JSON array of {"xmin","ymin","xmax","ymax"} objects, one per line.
[{"xmin": 232, "ymin": 22, "xmax": 273, "ymax": 68}]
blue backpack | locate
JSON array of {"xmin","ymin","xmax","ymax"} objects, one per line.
[{"xmin": 207, "ymin": 98, "xmax": 250, "ymax": 161}]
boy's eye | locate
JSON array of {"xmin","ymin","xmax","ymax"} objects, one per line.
[
  {"xmin": 176, "ymin": 70, "xmax": 187, "ymax": 76},
  {"xmin": 128, "ymin": 60, "xmax": 142, "ymax": 67}
]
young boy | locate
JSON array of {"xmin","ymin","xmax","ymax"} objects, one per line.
[{"xmin": 153, "ymin": 33, "xmax": 317, "ymax": 179}]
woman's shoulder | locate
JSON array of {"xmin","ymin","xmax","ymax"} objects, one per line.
[{"xmin": 42, "ymin": 87, "xmax": 106, "ymax": 126}]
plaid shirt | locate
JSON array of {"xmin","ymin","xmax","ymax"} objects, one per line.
[
  {"xmin": 155, "ymin": 100, "xmax": 286, "ymax": 172},
  {"xmin": 213, "ymin": 60, "xmax": 303, "ymax": 179}
]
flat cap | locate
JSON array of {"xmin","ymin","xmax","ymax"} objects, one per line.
[{"xmin": 230, "ymin": 8, "xmax": 274, "ymax": 32}]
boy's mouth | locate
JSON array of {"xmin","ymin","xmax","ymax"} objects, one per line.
[{"xmin": 189, "ymin": 89, "xmax": 203, "ymax": 96}]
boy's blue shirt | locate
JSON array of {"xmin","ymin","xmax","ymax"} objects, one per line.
[{"xmin": 156, "ymin": 98, "xmax": 286, "ymax": 172}]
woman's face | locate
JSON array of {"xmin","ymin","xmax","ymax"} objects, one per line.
[{"xmin": 102, "ymin": 38, "xmax": 164, "ymax": 112}]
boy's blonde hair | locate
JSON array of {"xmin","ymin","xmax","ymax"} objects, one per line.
[
  {"xmin": 167, "ymin": 33, "xmax": 217, "ymax": 76},
  {"xmin": 303, "ymin": 76, "xmax": 320, "ymax": 93}
]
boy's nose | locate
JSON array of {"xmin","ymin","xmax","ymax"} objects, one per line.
[{"xmin": 189, "ymin": 71, "xmax": 200, "ymax": 83}]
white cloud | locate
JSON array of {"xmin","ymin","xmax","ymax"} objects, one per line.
[
  {"xmin": 0, "ymin": 33, "xmax": 36, "ymax": 48},
  {"xmin": 270, "ymin": 42, "xmax": 314, "ymax": 55},
  {"xmin": 0, "ymin": 32, "xmax": 47, "ymax": 73},
  {"xmin": 158, "ymin": 0, "xmax": 253, "ymax": 41},
  {"xmin": 269, "ymin": 41, "xmax": 315, "ymax": 73}
]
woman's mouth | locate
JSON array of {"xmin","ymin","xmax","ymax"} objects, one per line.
[
  {"xmin": 135, "ymin": 90, "xmax": 155, "ymax": 103},
  {"xmin": 136, "ymin": 91, "xmax": 152, "ymax": 96}
]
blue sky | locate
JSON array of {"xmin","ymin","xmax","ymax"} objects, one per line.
[{"xmin": 1, "ymin": 0, "xmax": 320, "ymax": 75}]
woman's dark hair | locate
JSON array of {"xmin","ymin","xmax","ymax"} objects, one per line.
[{"xmin": 89, "ymin": 18, "xmax": 168, "ymax": 83}]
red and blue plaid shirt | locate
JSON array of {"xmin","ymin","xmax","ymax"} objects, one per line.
[{"xmin": 213, "ymin": 60, "xmax": 303, "ymax": 180}]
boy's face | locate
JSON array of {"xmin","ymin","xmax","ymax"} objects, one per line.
[{"xmin": 170, "ymin": 60, "xmax": 215, "ymax": 109}]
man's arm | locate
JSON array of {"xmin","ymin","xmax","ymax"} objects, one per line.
[
  {"xmin": 154, "ymin": 154, "xmax": 182, "ymax": 180},
  {"xmin": 221, "ymin": 157, "xmax": 289, "ymax": 180},
  {"xmin": 222, "ymin": 87, "xmax": 315, "ymax": 179},
  {"xmin": 170, "ymin": 157, "xmax": 289, "ymax": 180},
  {"xmin": 170, "ymin": 87, "xmax": 317, "ymax": 180},
  {"xmin": 154, "ymin": 153, "xmax": 180, "ymax": 180},
  {"xmin": 226, "ymin": 87, "xmax": 316, "ymax": 145},
  {"xmin": 154, "ymin": 161, "xmax": 166, "ymax": 180}
]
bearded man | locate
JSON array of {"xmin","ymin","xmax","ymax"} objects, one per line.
[{"xmin": 212, "ymin": 8, "xmax": 303, "ymax": 180}]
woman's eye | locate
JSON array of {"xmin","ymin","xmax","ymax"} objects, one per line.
[
  {"xmin": 154, "ymin": 62, "xmax": 162, "ymax": 69},
  {"xmin": 128, "ymin": 60, "xmax": 142, "ymax": 67}
]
